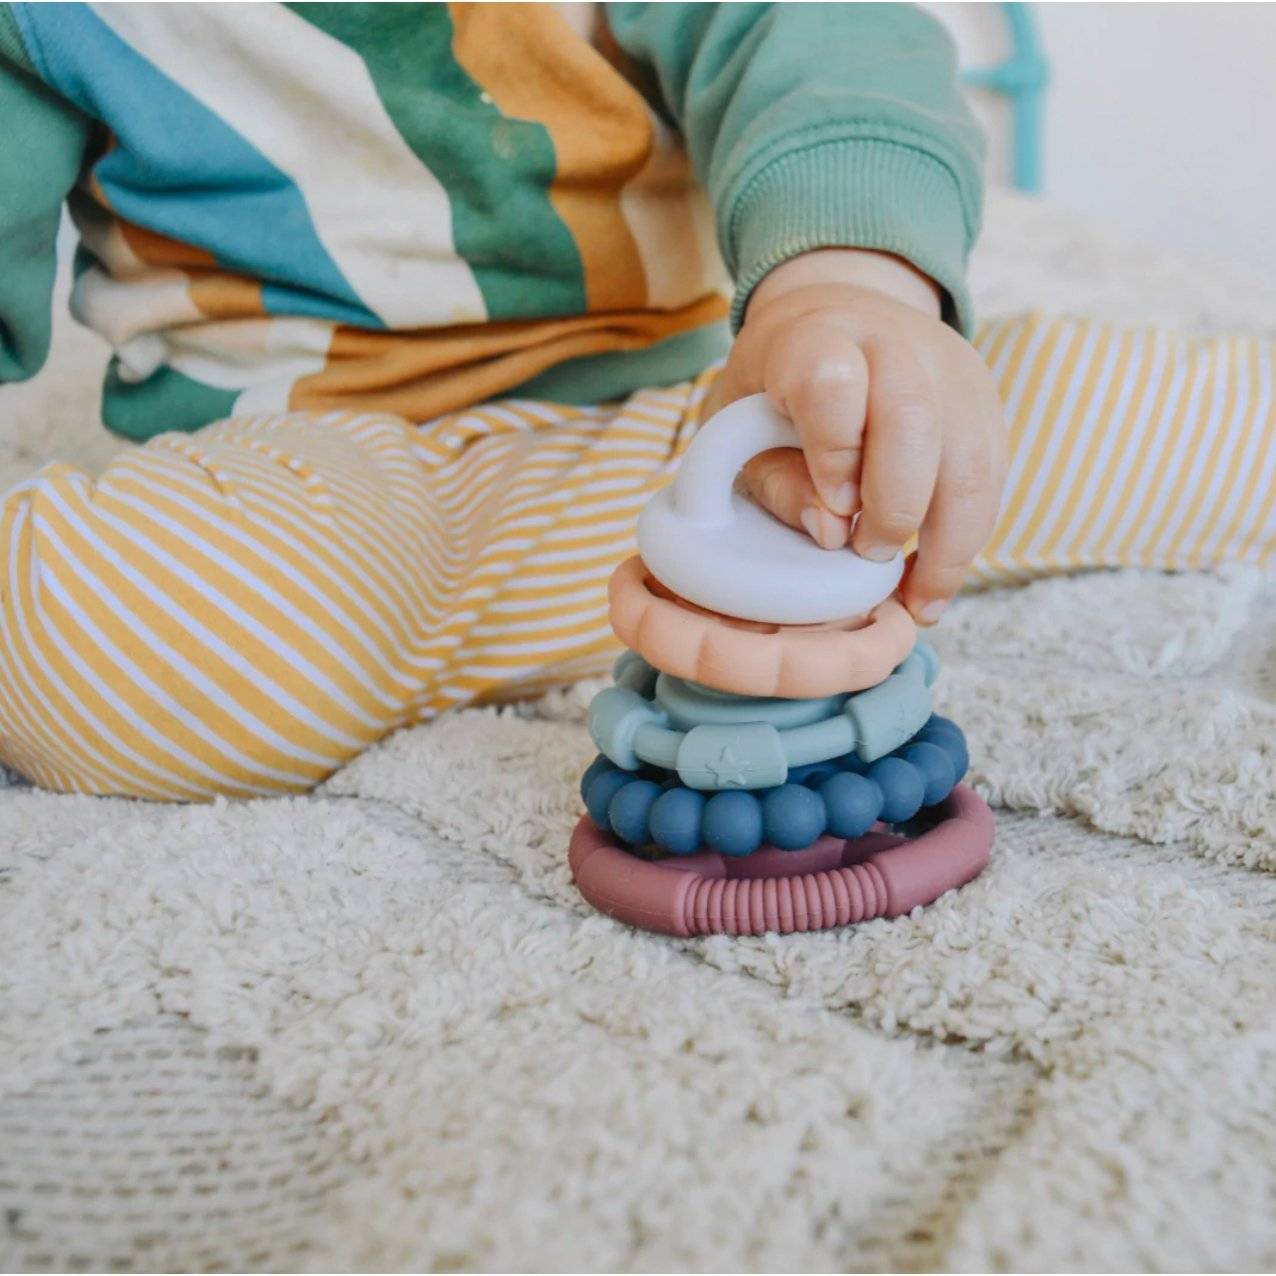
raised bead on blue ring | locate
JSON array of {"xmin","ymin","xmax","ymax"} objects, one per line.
[
  {"xmin": 761, "ymin": 783, "xmax": 826, "ymax": 851},
  {"xmin": 584, "ymin": 768, "xmax": 633, "ymax": 832},
  {"xmin": 916, "ymin": 721, "xmax": 969, "ymax": 783},
  {"xmin": 898, "ymin": 741, "xmax": 957, "ymax": 807},
  {"xmin": 819, "ymin": 771, "xmax": 882, "ymax": 840},
  {"xmin": 702, "ymin": 791, "xmax": 763, "ymax": 857},
  {"xmin": 865, "ymin": 756, "xmax": 925, "ymax": 825},
  {"xmin": 579, "ymin": 754, "xmax": 614, "ymax": 804},
  {"xmin": 648, "ymin": 787, "xmax": 707, "ymax": 856},
  {"xmin": 608, "ymin": 778, "xmax": 663, "ymax": 845}
]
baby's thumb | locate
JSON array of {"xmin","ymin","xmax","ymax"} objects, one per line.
[{"xmin": 742, "ymin": 448, "xmax": 850, "ymax": 551}]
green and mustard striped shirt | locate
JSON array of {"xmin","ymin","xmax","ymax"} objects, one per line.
[{"xmin": 0, "ymin": 2, "xmax": 984, "ymax": 440}]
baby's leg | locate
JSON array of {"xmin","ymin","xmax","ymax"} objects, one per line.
[
  {"xmin": 412, "ymin": 373, "xmax": 713, "ymax": 713},
  {"xmin": 973, "ymin": 313, "xmax": 1276, "ymax": 582},
  {"xmin": 0, "ymin": 410, "xmax": 447, "ymax": 798},
  {"xmin": 0, "ymin": 376, "xmax": 713, "ymax": 799}
]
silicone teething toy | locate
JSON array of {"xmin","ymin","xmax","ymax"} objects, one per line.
[
  {"xmin": 570, "ymin": 787, "xmax": 994, "ymax": 938},
  {"xmin": 570, "ymin": 392, "xmax": 994, "ymax": 936}
]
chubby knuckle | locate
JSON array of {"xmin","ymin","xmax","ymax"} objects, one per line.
[
  {"xmin": 753, "ymin": 457, "xmax": 792, "ymax": 509},
  {"xmin": 886, "ymin": 388, "xmax": 939, "ymax": 432},
  {"xmin": 761, "ymin": 470, "xmax": 788, "ymax": 509},
  {"xmin": 922, "ymin": 560, "xmax": 971, "ymax": 586},
  {"xmin": 794, "ymin": 350, "xmax": 868, "ymax": 405},
  {"xmin": 813, "ymin": 446, "xmax": 862, "ymax": 479},
  {"xmin": 808, "ymin": 352, "xmax": 866, "ymax": 388},
  {"xmin": 874, "ymin": 507, "xmax": 925, "ymax": 540},
  {"xmin": 945, "ymin": 465, "xmax": 989, "ymax": 506}
]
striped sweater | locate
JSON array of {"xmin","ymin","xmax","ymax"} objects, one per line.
[{"xmin": 0, "ymin": 2, "xmax": 984, "ymax": 441}]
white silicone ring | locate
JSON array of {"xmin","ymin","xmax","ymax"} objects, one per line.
[{"xmin": 637, "ymin": 394, "xmax": 904, "ymax": 624}]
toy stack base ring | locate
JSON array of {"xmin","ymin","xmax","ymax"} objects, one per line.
[{"xmin": 570, "ymin": 785, "xmax": 994, "ymax": 937}]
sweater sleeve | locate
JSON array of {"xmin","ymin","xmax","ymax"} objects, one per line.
[
  {"xmin": 0, "ymin": 4, "xmax": 93, "ymax": 383},
  {"xmin": 604, "ymin": 2, "xmax": 985, "ymax": 335}
]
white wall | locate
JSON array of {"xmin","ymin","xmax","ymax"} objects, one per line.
[{"xmin": 933, "ymin": 2, "xmax": 1276, "ymax": 277}]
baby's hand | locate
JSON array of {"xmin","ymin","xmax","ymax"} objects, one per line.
[{"xmin": 708, "ymin": 249, "xmax": 1006, "ymax": 625}]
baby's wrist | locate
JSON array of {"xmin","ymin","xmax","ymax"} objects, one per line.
[{"xmin": 752, "ymin": 248, "xmax": 942, "ymax": 320}]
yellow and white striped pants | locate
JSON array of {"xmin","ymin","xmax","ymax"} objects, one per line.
[{"xmin": 2, "ymin": 312, "xmax": 1274, "ymax": 799}]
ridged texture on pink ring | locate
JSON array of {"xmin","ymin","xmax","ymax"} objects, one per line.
[
  {"xmin": 607, "ymin": 555, "xmax": 917, "ymax": 698},
  {"xmin": 569, "ymin": 785, "xmax": 994, "ymax": 937}
]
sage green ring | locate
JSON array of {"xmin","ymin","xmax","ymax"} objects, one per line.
[{"xmin": 589, "ymin": 642, "xmax": 938, "ymax": 791}]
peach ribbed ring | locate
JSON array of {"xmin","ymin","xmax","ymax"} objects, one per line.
[{"xmin": 607, "ymin": 555, "xmax": 918, "ymax": 699}]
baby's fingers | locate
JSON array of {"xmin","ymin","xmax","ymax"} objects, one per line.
[
  {"xmin": 852, "ymin": 341, "xmax": 941, "ymax": 564},
  {"xmin": 904, "ymin": 387, "xmax": 1007, "ymax": 622},
  {"xmin": 742, "ymin": 449, "xmax": 851, "ymax": 550},
  {"xmin": 764, "ymin": 316, "xmax": 869, "ymax": 518}
]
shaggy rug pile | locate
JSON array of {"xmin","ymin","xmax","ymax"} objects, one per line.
[{"xmin": 3, "ymin": 193, "xmax": 1276, "ymax": 1272}]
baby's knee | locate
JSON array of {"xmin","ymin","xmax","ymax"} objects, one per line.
[{"xmin": 0, "ymin": 458, "xmax": 412, "ymax": 800}]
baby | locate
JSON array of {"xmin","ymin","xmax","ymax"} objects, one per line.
[{"xmin": 0, "ymin": 3, "xmax": 1270, "ymax": 800}]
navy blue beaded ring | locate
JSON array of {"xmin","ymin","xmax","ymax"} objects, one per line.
[{"xmin": 580, "ymin": 716, "xmax": 970, "ymax": 859}]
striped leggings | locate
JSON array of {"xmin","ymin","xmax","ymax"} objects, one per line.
[{"xmin": 3, "ymin": 311, "xmax": 1274, "ymax": 799}]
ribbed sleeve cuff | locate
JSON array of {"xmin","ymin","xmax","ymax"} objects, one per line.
[
  {"xmin": 725, "ymin": 138, "xmax": 977, "ymax": 337},
  {"xmin": 0, "ymin": 5, "xmax": 33, "ymax": 70}
]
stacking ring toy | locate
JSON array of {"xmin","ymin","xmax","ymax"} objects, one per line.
[
  {"xmin": 608, "ymin": 555, "xmax": 917, "ymax": 700},
  {"xmin": 569, "ymin": 785, "xmax": 995, "ymax": 937},
  {"xmin": 589, "ymin": 646, "xmax": 938, "ymax": 789},
  {"xmin": 569, "ymin": 391, "xmax": 993, "ymax": 938}
]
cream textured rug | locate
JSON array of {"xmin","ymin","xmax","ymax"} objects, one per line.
[{"xmin": 4, "ymin": 193, "xmax": 1276, "ymax": 1273}]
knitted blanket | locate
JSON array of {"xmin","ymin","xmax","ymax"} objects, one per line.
[{"xmin": 3, "ymin": 193, "xmax": 1276, "ymax": 1272}]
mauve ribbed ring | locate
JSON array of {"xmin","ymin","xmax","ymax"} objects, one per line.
[{"xmin": 569, "ymin": 784, "xmax": 995, "ymax": 937}]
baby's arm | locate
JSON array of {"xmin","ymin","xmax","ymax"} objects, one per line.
[
  {"xmin": 0, "ymin": 15, "xmax": 92, "ymax": 383},
  {"xmin": 606, "ymin": 2, "xmax": 1004, "ymax": 623}
]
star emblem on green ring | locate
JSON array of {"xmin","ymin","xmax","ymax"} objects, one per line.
[{"xmin": 706, "ymin": 746, "xmax": 751, "ymax": 788}]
